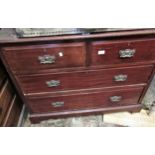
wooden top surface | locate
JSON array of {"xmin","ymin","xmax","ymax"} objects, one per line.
[{"xmin": 0, "ymin": 29, "xmax": 155, "ymax": 45}]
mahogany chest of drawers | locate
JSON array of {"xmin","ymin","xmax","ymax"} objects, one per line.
[{"xmin": 0, "ymin": 29, "xmax": 155, "ymax": 123}]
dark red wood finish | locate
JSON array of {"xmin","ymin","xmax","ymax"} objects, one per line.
[
  {"xmin": 0, "ymin": 29, "xmax": 155, "ymax": 44},
  {"xmin": 0, "ymin": 60, "xmax": 23, "ymax": 126},
  {"xmin": 16, "ymin": 65, "xmax": 153, "ymax": 95},
  {"xmin": 0, "ymin": 29, "xmax": 155, "ymax": 124},
  {"xmin": 29, "ymin": 104, "xmax": 142, "ymax": 123},
  {"xmin": 90, "ymin": 39, "xmax": 155, "ymax": 66},
  {"xmin": 27, "ymin": 86, "xmax": 144, "ymax": 114},
  {"xmin": 0, "ymin": 80, "xmax": 14, "ymax": 124},
  {"xmin": 2, "ymin": 95, "xmax": 22, "ymax": 127},
  {"xmin": 2, "ymin": 42, "xmax": 86, "ymax": 72}
]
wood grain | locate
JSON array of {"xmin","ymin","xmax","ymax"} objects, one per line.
[
  {"xmin": 2, "ymin": 95, "xmax": 22, "ymax": 127},
  {"xmin": 0, "ymin": 29, "xmax": 155, "ymax": 44},
  {"xmin": 17, "ymin": 65, "xmax": 153, "ymax": 95},
  {"xmin": 0, "ymin": 29, "xmax": 155, "ymax": 123},
  {"xmin": 0, "ymin": 80, "xmax": 14, "ymax": 125},
  {"xmin": 29, "ymin": 104, "xmax": 142, "ymax": 124},
  {"xmin": 90, "ymin": 39, "xmax": 155, "ymax": 66},
  {"xmin": 2, "ymin": 42, "xmax": 86, "ymax": 72},
  {"xmin": 27, "ymin": 86, "xmax": 144, "ymax": 114}
]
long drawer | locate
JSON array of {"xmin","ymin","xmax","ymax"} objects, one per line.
[
  {"xmin": 16, "ymin": 65, "xmax": 153, "ymax": 95},
  {"xmin": 2, "ymin": 42, "xmax": 86, "ymax": 72},
  {"xmin": 27, "ymin": 86, "xmax": 144, "ymax": 114},
  {"xmin": 90, "ymin": 39, "xmax": 155, "ymax": 66}
]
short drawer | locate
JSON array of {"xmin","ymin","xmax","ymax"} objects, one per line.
[
  {"xmin": 2, "ymin": 42, "xmax": 86, "ymax": 73},
  {"xmin": 17, "ymin": 65, "xmax": 153, "ymax": 95},
  {"xmin": 27, "ymin": 86, "xmax": 144, "ymax": 113},
  {"xmin": 90, "ymin": 39, "xmax": 155, "ymax": 66}
]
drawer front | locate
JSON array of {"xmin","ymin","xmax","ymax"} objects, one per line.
[
  {"xmin": 2, "ymin": 42, "xmax": 86, "ymax": 72},
  {"xmin": 27, "ymin": 86, "xmax": 144, "ymax": 113},
  {"xmin": 0, "ymin": 80, "xmax": 14, "ymax": 124},
  {"xmin": 17, "ymin": 65, "xmax": 153, "ymax": 94},
  {"xmin": 90, "ymin": 39, "xmax": 155, "ymax": 66}
]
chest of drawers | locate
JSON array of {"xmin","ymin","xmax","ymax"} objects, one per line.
[{"xmin": 0, "ymin": 29, "xmax": 155, "ymax": 123}]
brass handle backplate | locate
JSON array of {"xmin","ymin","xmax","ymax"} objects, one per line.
[
  {"xmin": 110, "ymin": 96, "xmax": 122, "ymax": 102},
  {"xmin": 51, "ymin": 101, "xmax": 64, "ymax": 107},
  {"xmin": 114, "ymin": 74, "xmax": 128, "ymax": 82},
  {"xmin": 46, "ymin": 80, "xmax": 60, "ymax": 87},
  {"xmin": 119, "ymin": 49, "xmax": 135, "ymax": 58},
  {"xmin": 38, "ymin": 55, "xmax": 56, "ymax": 64}
]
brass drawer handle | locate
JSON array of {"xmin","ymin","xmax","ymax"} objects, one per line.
[
  {"xmin": 119, "ymin": 49, "xmax": 136, "ymax": 58},
  {"xmin": 114, "ymin": 74, "xmax": 128, "ymax": 82},
  {"xmin": 110, "ymin": 96, "xmax": 122, "ymax": 102},
  {"xmin": 46, "ymin": 80, "xmax": 60, "ymax": 87},
  {"xmin": 51, "ymin": 101, "xmax": 64, "ymax": 107},
  {"xmin": 38, "ymin": 55, "xmax": 56, "ymax": 64}
]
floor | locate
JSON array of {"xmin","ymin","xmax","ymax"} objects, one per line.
[{"xmin": 24, "ymin": 77, "xmax": 155, "ymax": 127}]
